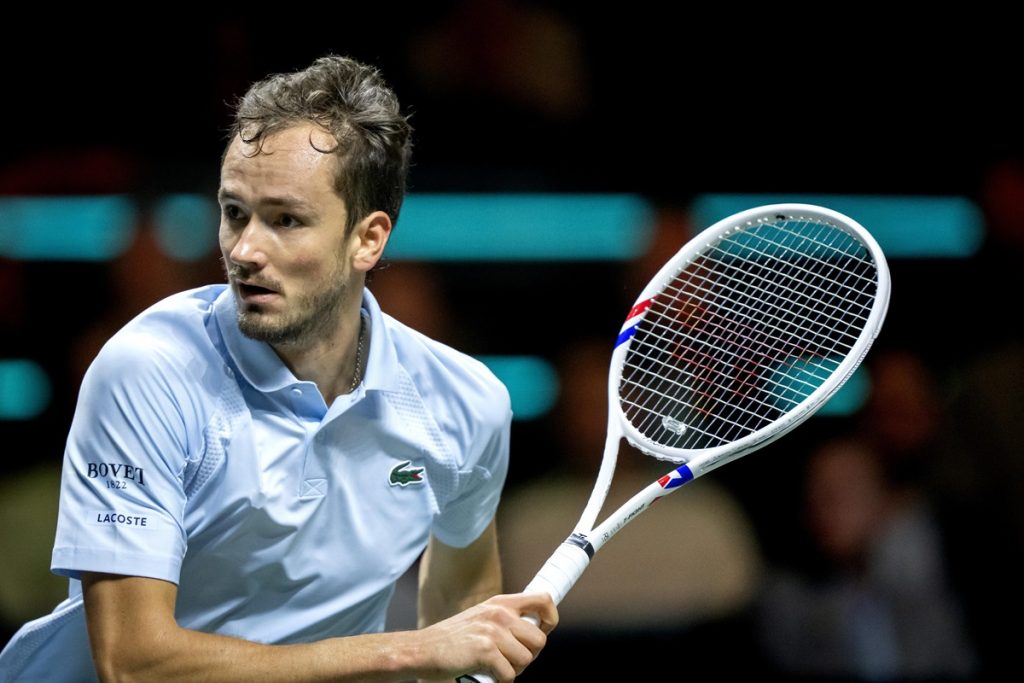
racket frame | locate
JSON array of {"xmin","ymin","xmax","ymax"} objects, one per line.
[
  {"xmin": 457, "ymin": 203, "xmax": 890, "ymax": 683},
  {"xmin": 582, "ymin": 203, "xmax": 890, "ymax": 552}
]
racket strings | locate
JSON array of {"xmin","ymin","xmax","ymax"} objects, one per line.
[
  {"xmin": 697, "ymin": 253, "xmax": 874, "ymax": 330},
  {"xmin": 693, "ymin": 222, "xmax": 874, "ymax": 436},
  {"xmin": 621, "ymin": 234, "xmax": 838, "ymax": 433},
  {"xmin": 632, "ymin": 221, "xmax": 873, "ymax": 445},
  {"xmin": 620, "ymin": 218, "xmax": 878, "ymax": 450},
  {"xmin": 654, "ymin": 265, "xmax": 870, "ymax": 358},
  {"xmin": 666, "ymin": 223, "xmax": 869, "ymax": 435}
]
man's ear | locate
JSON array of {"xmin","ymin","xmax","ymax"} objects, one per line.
[{"xmin": 351, "ymin": 211, "xmax": 393, "ymax": 272}]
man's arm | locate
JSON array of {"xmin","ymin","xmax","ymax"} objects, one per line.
[
  {"xmin": 418, "ymin": 520, "xmax": 503, "ymax": 626},
  {"xmin": 416, "ymin": 520, "xmax": 557, "ymax": 682},
  {"xmin": 82, "ymin": 564, "xmax": 555, "ymax": 682},
  {"xmin": 83, "ymin": 572, "xmax": 407, "ymax": 682}
]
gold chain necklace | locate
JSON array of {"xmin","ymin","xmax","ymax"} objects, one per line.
[{"xmin": 349, "ymin": 315, "xmax": 367, "ymax": 392}]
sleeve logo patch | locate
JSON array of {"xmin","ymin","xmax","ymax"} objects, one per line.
[
  {"xmin": 92, "ymin": 511, "xmax": 149, "ymax": 527},
  {"xmin": 86, "ymin": 462, "xmax": 146, "ymax": 488},
  {"xmin": 389, "ymin": 461, "xmax": 425, "ymax": 487}
]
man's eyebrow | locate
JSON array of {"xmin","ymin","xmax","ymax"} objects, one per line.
[
  {"xmin": 217, "ymin": 189, "xmax": 241, "ymax": 204},
  {"xmin": 217, "ymin": 189, "xmax": 315, "ymax": 211},
  {"xmin": 262, "ymin": 195, "xmax": 315, "ymax": 211}
]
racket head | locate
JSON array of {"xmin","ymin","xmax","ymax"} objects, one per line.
[{"xmin": 610, "ymin": 203, "xmax": 890, "ymax": 475}]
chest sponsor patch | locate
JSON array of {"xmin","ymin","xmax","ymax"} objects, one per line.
[{"xmin": 389, "ymin": 460, "xmax": 425, "ymax": 487}]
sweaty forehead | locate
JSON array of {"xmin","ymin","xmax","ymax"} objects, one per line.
[
  {"xmin": 221, "ymin": 123, "xmax": 341, "ymax": 197},
  {"xmin": 235, "ymin": 122, "xmax": 338, "ymax": 156}
]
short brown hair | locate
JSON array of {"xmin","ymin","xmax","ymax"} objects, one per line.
[{"xmin": 228, "ymin": 55, "xmax": 413, "ymax": 233}]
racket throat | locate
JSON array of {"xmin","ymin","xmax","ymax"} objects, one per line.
[{"xmin": 564, "ymin": 532, "xmax": 595, "ymax": 559}]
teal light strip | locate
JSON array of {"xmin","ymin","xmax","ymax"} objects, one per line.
[
  {"xmin": 817, "ymin": 367, "xmax": 870, "ymax": 417},
  {"xmin": 0, "ymin": 349, "xmax": 859, "ymax": 422},
  {"xmin": 154, "ymin": 194, "xmax": 219, "ymax": 262},
  {"xmin": 474, "ymin": 356, "xmax": 560, "ymax": 420},
  {"xmin": 0, "ymin": 193, "xmax": 653, "ymax": 262},
  {"xmin": 474, "ymin": 352, "xmax": 861, "ymax": 422},
  {"xmin": 390, "ymin": 194, "xmax": 654, "ymax": 261},
  {"xmin": 690, "ymin": 194, "xmax": 984, "ymax": 258},
  {"xmin": 0, "ymin": 196, "xmax": 137, "ymax": 261},
  {"xmin": 0, "ymin": 193, "xmax": 984, "ymax": 262},
  {"xmin": 0, "ymin": 360, "xmax": 50, "ymax": 420}
]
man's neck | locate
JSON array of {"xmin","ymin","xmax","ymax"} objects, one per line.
[{"xmin": 272, "ymin": 305, "xmax": 365, "ymax": 403}]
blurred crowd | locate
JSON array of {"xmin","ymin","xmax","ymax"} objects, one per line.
[{"xmin": 2, "ymin": 3, "xmax": 1021, "ymax": 681}]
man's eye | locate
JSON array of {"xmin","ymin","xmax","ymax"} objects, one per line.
[
  {"xmin": 223, "ymin": 205, "xmax": 245, "ymax": 221},
  {"xmin": 278, "ymin": 214, "xmax": 302, "ymax": 228}
]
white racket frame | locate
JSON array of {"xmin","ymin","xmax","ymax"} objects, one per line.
[{"xmin": 459, "ymin": 203, "xmax": 890, "ymax": 683}]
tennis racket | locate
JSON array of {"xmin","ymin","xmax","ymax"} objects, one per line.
[{"xmin": 457, "ymin": 203, "xmax": 890, "ymax": 683}]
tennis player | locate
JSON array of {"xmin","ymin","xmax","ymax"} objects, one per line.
[{"xmin": 0, "ymin": 54, "xmax": 556, "ymax": 682}]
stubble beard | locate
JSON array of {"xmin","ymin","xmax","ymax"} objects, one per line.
[{"xmin": 226, "ymin": 260, "xmax": 349, "ymax": 348}]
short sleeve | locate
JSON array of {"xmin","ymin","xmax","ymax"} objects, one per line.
[
  {"xmin": 51, "ymin": 333, "xmax": 197, "ymax": 584},
  {"xmin": 430, "ymin": 388, "xmax": 511, "ymax": 548}
]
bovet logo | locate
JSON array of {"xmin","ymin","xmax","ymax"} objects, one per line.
[{"xmin": 86, "ymin": 462, "xmax": 146, "ymax": 487}]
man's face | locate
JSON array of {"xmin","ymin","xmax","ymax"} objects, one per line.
[{"xmin": 218, "ymin": 123, "xmax": 356, "ymax": 347}]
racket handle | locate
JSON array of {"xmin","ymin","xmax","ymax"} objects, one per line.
[
  {"xmin": 523, "ymin": 538, "xmax": 591, "ymax": 605},
  {"xmin": 455, "ymin": 541, "xmax": 591, "ymax": 683}
]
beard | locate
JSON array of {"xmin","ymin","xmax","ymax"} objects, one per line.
[{"xmin": 226, "ymin": 260, "xmax": 349, "ymax": 347}]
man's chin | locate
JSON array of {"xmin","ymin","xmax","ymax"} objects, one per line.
[{"xmin": 236, "ymin": 311, "xmax": 296, "ymax": 345}]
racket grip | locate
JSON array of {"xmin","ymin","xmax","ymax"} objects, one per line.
[
  {"xmin": 455, "ymin": 541, "xmax": 591, "ymax": 683},
  {"xmin": 523, "ymin": 538, "xmax": 591, "ymax": 605}
]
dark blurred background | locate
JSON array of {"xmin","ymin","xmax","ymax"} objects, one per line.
[{"xmin": 2, "ymin": 5, "xmax": 1021, "ymax": 681}]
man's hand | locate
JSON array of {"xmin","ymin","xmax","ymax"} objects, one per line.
[{"xmin": 412, "ymin": 592, "xmax": 558, "ymax": 683}]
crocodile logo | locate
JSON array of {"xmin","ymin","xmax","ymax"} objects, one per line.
[{"xmin": 389, "ymin": 461, "xmax": 425, "ymax": 487}]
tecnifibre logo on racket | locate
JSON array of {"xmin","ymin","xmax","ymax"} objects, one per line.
[{"xmin": 661, "ymin": 416, "xmax": 686, "ymax": 435}]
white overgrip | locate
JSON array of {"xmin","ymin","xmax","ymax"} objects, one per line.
[
  {"xmin": 523, "ymin": 540, "xmax": 592, "ymax": 606},
  {"xmin": 455, "ymin": 540, "xmax": 592, "ymax": 683}
]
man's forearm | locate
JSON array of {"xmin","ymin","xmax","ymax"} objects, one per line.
[
  {"xmin": 91, "ymin": 625, "xmax": 428, "ymax": 683},
  {"xmin": 83, "ymin": 567, "xmax": 551, "ymax": 683},
  {"xmin": 417, "ymin": 523, "xmax": 503, "ymax": 628},
  {"xmin": 83, "ymin": 573, "xmax": 433, "ymax": 682}
]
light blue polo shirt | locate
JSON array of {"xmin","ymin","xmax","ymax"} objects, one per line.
[{"xmin": 0, "ymin": 285, "xmax": 511, "ymax": 682}]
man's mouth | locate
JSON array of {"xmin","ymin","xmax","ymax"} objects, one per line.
[{"xmin": 236, "ymin": 281, "xmax": 280, "ymax": 302}]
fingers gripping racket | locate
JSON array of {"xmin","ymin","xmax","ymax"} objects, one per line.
[{"xmin": 457, "ymin": 203, "xmax": 890, "ymax": 683}]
